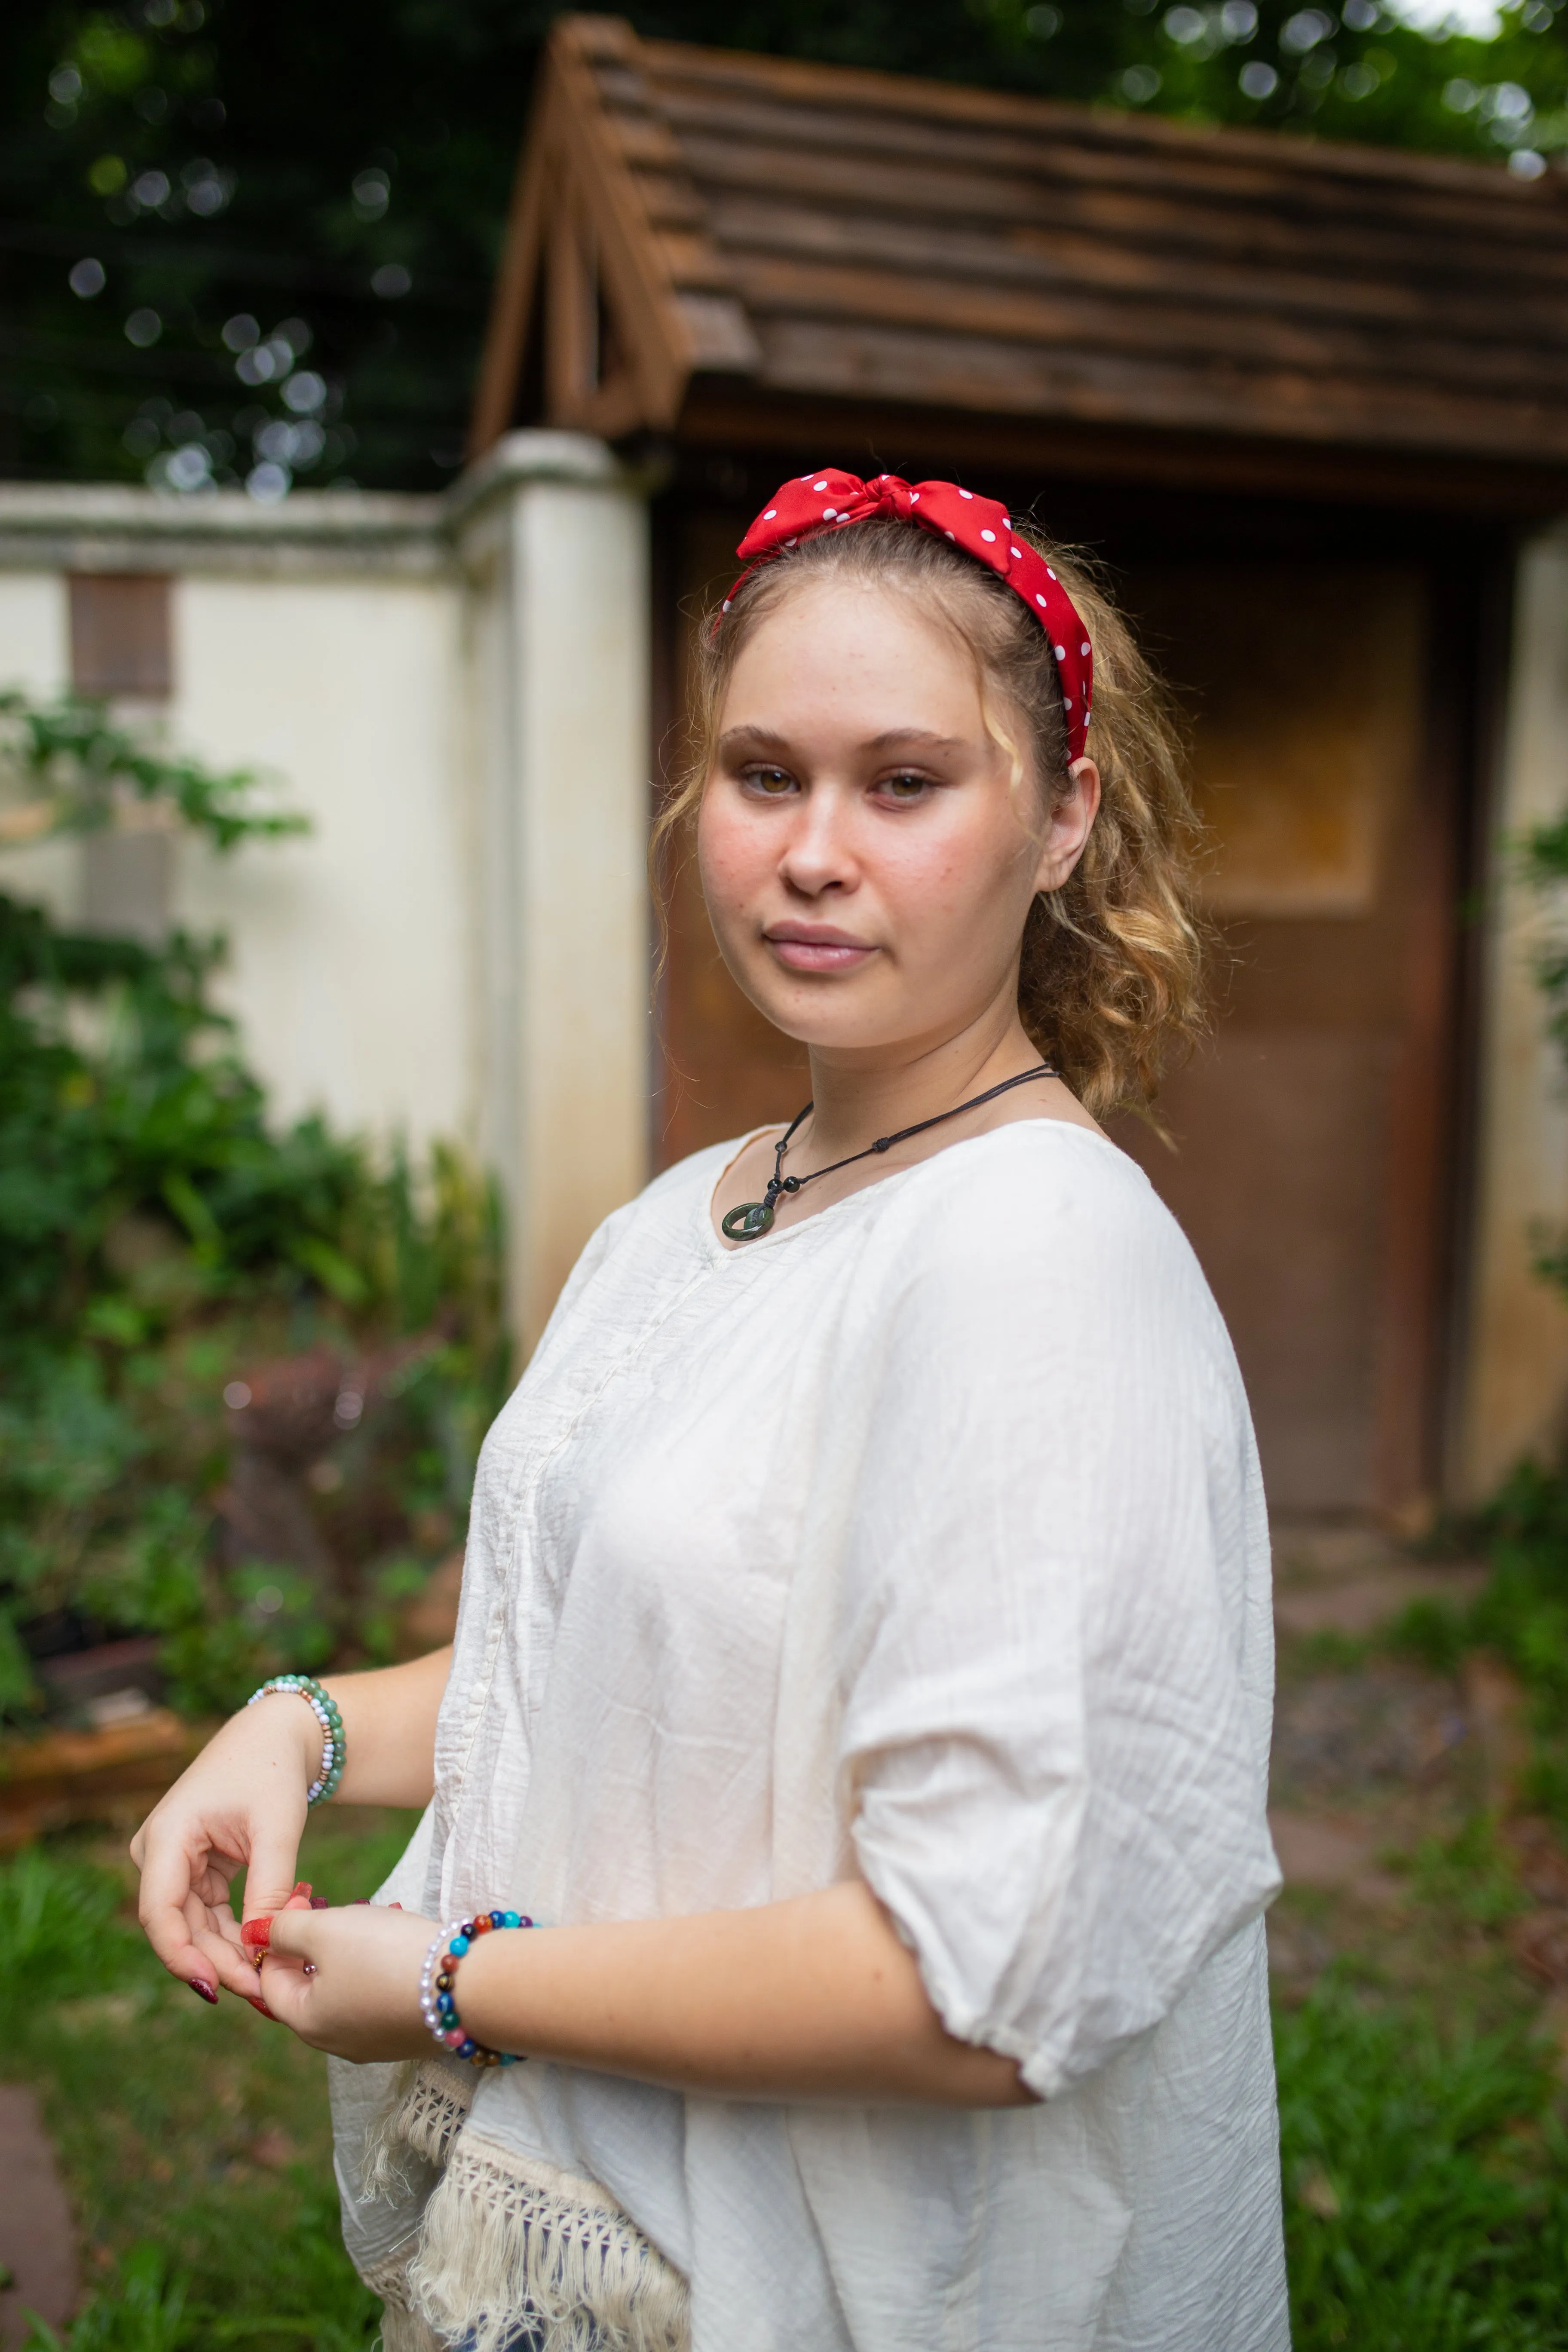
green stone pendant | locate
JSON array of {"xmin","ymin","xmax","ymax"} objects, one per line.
[{"xmin": 721, "ymin": 1199, "xmax": 775, "ymax": 1242}]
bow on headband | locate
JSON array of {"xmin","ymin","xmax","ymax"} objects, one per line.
[{"xmin": 723, "ymin": 470, "xmax": 1093, "ymax": 763}]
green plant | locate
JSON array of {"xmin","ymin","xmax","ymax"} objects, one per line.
[
  {"xmin": 0, "ymin": 1845, "xmax": 143, "ymax": 2035},
  {"xmin": 0, "ymin": 692, "xmax": 306, "ymax": 856},
  {"xmin": 1385, "ymin": 1468, "xmax": 1568, "ymax": 1819},
  {"xmin": 1278, "ymin": 1973, "xmax": 1568, "ymax": 2349},
  {"xmin": 1, "ymin": 1830, "xmax": 405, "ymax": 2352},
  {"xmin": 1411, "ymin": 1810, "xmax": 1529, "ymax": 1931},
  {"xmin": 0, "ymin": 693, "xmax": 506, "ymax": 1723},
  {"xmin": 19, "ymin": 2225, "xmax": 381, "ymax": 2352},
  {"xmin": 22, "ymin": 2245, "xmax": 190, "ymax": 2352},
  {"xmin": 1375, "ymin": 823, "xmax": 1568, "ymax": 1810}
]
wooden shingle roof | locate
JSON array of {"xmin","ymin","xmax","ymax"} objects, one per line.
[{"xmin": 471, "ymin": 13, "xmax": 1568, "ymax": 508}]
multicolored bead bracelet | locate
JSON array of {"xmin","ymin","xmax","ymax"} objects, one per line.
[
  {"xmin": 245, "ymin": 1674, "xmax": 345, "ymax": 1807},
  {"xmin": 420, "ymin": 1911, "xmax": 536, "ymax": 2067}
]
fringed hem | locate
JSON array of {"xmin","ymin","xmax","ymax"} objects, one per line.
[
  {"xmin": 364, "ymin": 2059, "xmax": 476, "ymax": 2201},
  {"xmin": 358, "ymin": 2245, "xmax": 422, "ymax": 2310},
  {"xmin": 406, "ymin": 2127, "xmax": 690, "ymax": 2352},
  {"xmin": 356, "ymin": 2242, "xmax": 445, "ymax": 2352},
  {"xmin": 378, "ymin": 2310, "xmax": 447, "ymax": 2352}
]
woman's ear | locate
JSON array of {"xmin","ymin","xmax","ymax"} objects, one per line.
[{"xmin": 1033, "ymin": 757, "xmax": 1101, "ymax": 895}]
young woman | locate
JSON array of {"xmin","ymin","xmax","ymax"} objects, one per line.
[{"xmin": 132, "ymin": 470, "xmax": 1286, "ymax": 2352}]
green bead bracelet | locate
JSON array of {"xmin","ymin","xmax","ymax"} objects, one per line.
[{"xmin": 247, "ymin": 1674, "xmax": 345, "ymax": 1806}]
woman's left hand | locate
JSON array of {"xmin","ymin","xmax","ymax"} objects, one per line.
[{"xmin": 261, "ymin": 1903, "xmax": 442, "ymax": 2061}]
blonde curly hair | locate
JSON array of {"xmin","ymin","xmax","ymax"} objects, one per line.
[{"xmin": 655, "ymin": 512, "xmax": 1206, "ymax": 1121}]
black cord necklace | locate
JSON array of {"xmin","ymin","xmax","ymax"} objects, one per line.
[{"xmin": 720, "ymin": 1063, "xmax": 1058, "ymax": 1243}]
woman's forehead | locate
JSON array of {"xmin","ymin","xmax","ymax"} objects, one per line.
[{"xmin": 722, "ymin": 581, "xmax": 986, "ymax": 716}]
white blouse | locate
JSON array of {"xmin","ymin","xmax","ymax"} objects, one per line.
[{"xmin": 348, "ymin": 1120, "xmax": 1288, "ymax": 2352}]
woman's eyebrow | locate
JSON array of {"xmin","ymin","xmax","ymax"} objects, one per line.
[
  {"xmin": 717, "ymin": 726, "xmax": 793, "ymax": 758},
  {"xmin": 862, "ymin": 729, "xmax": 965, "ymax": 754},
  {"xmin": 716, "ymin": 726, "xmax": 966, "ymax": 758}
]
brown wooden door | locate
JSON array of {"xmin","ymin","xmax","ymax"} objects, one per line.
[
  {"xmin": 1109, "ymin": 561, "xmax": 1450, "ymax": 1519},
  {"xmin": 654, "ymin": 528, "xmax": 1454, "ymax": 1519}
]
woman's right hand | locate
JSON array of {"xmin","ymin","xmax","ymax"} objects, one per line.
[{"xmin": 129, "ymin": 1691, "xmax": 322, "ymax": 2001}]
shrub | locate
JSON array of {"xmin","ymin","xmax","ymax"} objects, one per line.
[{"xmin": 0, "ymin": 695, "xmax": 507, "ymax": 1723}]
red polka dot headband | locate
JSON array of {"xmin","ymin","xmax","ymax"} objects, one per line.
[{"xmin": 722, "ymin": 470, "xmax": 1094, "ymax": 763}]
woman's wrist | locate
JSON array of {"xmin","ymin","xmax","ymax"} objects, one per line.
[
  {"xmin": 433, "ymin": 1911, "xmax": 537, "ymax": 2058},
  {"xmin": 420, "ymin": 1909, "xmax": 538, "ymax": 2064},
  {"xmin": 246, "ymin": 1675, "xmax": 344, "ymax": 1804},
  {"xmin": 239, "ymin": 1682, "xmax": 330, "ymax": 1794}
]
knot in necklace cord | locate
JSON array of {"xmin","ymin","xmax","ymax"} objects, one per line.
[{"xmin": 720, "ymin": 1063, "xmax": 1058, "ymax": 1243}]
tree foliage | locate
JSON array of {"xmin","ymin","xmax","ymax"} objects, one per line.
[{"xmin": 3, "ymin": 2, "xmax": 1566, "ymax": 494}]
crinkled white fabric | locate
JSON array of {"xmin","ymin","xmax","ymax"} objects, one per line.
[{"xmin": 339, "ymin": 1121, "xmax": 1288, "ymax": 2352}]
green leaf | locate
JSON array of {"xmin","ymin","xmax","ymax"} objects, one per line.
[{"xmin": 285, "ymin": 1234, "xmax": 370, "ymax": 1306}]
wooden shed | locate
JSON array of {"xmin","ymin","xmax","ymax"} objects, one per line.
[{"xmin": 471, "ymin": 13, "xmax": 1568, "ymax": 1524}]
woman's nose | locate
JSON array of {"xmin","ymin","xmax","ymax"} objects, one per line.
[{"xmin": 777, "ymin": 792, "xmax": 858, "ymax": 897}]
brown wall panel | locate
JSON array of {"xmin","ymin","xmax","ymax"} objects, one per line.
[{"xmin": 68, "ymin": 573, "xmax": 172, "ymax": 699}]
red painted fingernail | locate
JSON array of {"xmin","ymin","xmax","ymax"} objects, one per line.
[
  {"xmin": 310, "ymin": 1895, "xmax": 329, "ymax": 1909},
  {"xmin": 188, "ymin": 1978, "xmax": 219, "ymax": 2005},
  {"xmin": 240, "ymin": 1917, "xmax": 271, "ymax": 1952},
  {"xmin": 246, "ymin": 1996, "xmax": 278, "ymax": 2021},
  {"xmin": 292, "ymin": 1881, "xmax": 312, "ymax": 1898}
]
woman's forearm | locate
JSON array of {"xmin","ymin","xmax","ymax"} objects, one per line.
[
  {"xmin": 318, "ymin": 1645, "xmax": 450, "ymax": 1807},
  {"xmin": 450, "ymin": 1879, "xmax": 1035, "ymax": 2108}
]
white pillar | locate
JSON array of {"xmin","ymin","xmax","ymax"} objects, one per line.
[
  {"xmin": 455, "ymin": 432, "xmax": 652, "ymax": 1354},
  {"xmin": 1458, "ymin": 522, "xmax": 1568, "ymax": 1500}
]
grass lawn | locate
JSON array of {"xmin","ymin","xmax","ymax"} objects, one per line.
[
  {"xmin": 5, "ymin": 1643, "xmax": 1568, "ymax": 2349},
  {"xmin": 2, "ymin": 1806, "xmax": 420, "ymax": 2352},
  {"xmin": 1269, "ymin": 1622, "xmax": 1568, "ymax": 2349}
]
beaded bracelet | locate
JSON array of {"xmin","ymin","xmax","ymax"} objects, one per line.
[
  {"xmin": 245, "ymin": 1674, "xmax": 344, "ymax": 1807},
  {"xmin": 420, "ymin": 1910, "xmax": 536, "ymax": 2067}
]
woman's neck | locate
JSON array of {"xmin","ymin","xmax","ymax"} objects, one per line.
[{"xmin": 800, "ymin": 1011, "xmax": 1044, "ymax": 1164}]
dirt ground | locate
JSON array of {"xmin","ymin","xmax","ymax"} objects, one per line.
[{"xmin": 1268, "ymin": 1522, "xmax": 1568, "ymax": 2043}]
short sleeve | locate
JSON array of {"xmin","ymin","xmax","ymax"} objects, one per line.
[{"xmin": 833, "ymin": 1134, "xmax": 1280, "ymax": 2100}]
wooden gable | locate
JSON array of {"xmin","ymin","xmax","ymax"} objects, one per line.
[{"xmin": 473, "ymin": 13, "xmax": 1568, "ymax": 511}]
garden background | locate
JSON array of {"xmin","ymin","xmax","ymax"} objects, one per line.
[{"xmin": 6, "ymin": 3, "xmax": 1568, "ymax": 2346}]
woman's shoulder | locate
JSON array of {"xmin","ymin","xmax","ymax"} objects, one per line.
[
  {"xmin": 904, "ymin": 1118, "xmax": 1163, "ymax": 1241},
  {"xmin": 872, "ymin": 1118, "xmax": 1216, "ymax": 1328}
]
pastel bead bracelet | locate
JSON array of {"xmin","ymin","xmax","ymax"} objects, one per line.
[
  {"xmin": 246, "ymin": 1674, "xmax": 345, "ymax": 1806},
  {"xmin": 420, "ymin": 1910, "xmax": 536, "ymax": 2067}
]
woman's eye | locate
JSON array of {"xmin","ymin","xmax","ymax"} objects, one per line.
[
  {"xmin": 877, "ymin": 772, "xmax": 931, "ymax": 802},
  {"xmin": 741, "ymin": 766, "xmax": 796, "ymax": 796}
]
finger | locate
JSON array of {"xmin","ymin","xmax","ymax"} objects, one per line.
[
  {"xmin": 181, "ymin": 1892, "xmax": 261, "ymax": 1998},
  {"xmin": 257, "ymin": 1956, "xmax": 315, "ymax": 2034},
  {"xmin": 191, "ymin": 1856, "xmax": 242, "ymax": 1910},
  {"xmin": 239, "ymin": 1819, "xmax": 308, "ymax": 1921},
  {"xmin": 209, "ymin": 1901, "xmax": 246, "ymax": 1952},
  {"xmin": 137, "ymin": 1831, "xmax": 218, "ymax": 1984},
  {"xmin": 263, "ymin": 1906, "xmax": 327, "ymax": 1963},
  {"xmin": 196, "ymin": 1928, "xmax": 262, "ymax": 1999},
  {"xmin": 250, "ymin": 1887, "xmax": 314, "ymax": 1948}
]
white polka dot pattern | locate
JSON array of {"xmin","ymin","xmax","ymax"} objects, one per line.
[{"xmin": 724, "ymin": 469, "xmax": 1094, "ymax": 760}]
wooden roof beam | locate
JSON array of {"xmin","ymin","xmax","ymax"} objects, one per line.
[{"xmin": 470, "ymin": 15, "xmax": 759, "ymax": 455}]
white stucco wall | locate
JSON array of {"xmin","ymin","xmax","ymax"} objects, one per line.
[
  {"xmin": 472, "ymin": 459, "xmax": 651, "ymax": 1346},
  {"xmin": 0, "ymin": 438, "xmax": 654, "ymax": 1344},
  {"xmin": 173, "ymin": 571, "xmax": 475, "ymax": 1151},
  {"xmin": 0, "ymin": 568, "xmax": 76, "ymax": 922},
  {"xmin": 1459, "ymin": 523, "xmax": 1568, "ymax": 1498}
]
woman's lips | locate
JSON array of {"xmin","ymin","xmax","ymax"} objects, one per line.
[{"xmin": 765, "ymin": 930, "xmax": 877, "ymax": 973}]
